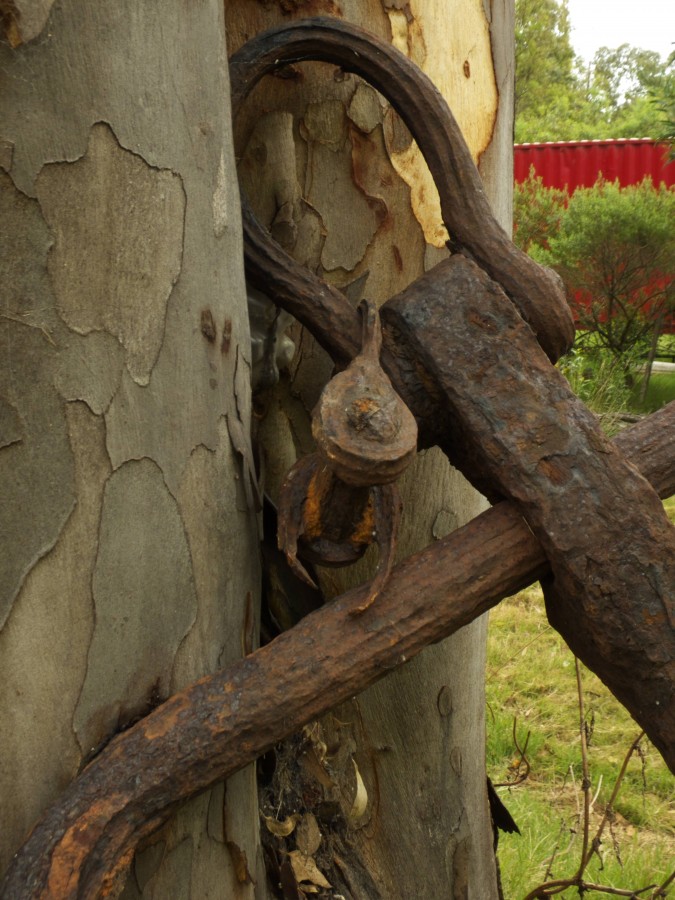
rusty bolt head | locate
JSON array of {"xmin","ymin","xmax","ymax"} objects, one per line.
[{"xmin": 312, "ymin": 301, "xmax": 418, "ymax": 487}]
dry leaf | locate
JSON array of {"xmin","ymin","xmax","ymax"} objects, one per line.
[
  {"xmin": 264, "ymin": 813, "xmax": 300, "ymax": 837},
  {"xmin": 299, "ymin": 886, "xmax": 319, "ymax": 894},
  {"xmin": 349, "ymin": 759, "xmax": 368, "ymax": 824},
  {"xmin": 289, "ymin": 851, "xmax": 332, "ymax": 889},
  {"xmin": 296, "ymin": 813, "xmax": 322, "ymax": 856},
  {"xmin": 302, "ymin": 723, "xmax": 328, "ymax": 762}
]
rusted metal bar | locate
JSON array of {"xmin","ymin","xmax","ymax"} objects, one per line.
[
  {"xmin": 230, "ymin": 17, "xmax": 575, "ymax": 364},
  {"xmin": 1, "ymin": 407, "xmax": 673, "ymax": 900},
  {"xmin": 382, "ymin": 255, "xmax": 675, "ymax": 766}
]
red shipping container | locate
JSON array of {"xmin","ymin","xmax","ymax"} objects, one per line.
[{"xmin": 514, "ymin": 139, "xmax": 674, "ymax": 192}]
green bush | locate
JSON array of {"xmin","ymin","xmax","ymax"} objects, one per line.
[
  {"xmin": 513, "ymin": 168, "xmax": 568, "ymax": 255},
  {"xmin": 514, "ymin": 177, "xmax": 675, "ymax": 394}
]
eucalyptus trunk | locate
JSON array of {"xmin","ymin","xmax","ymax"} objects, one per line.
[{"xmin": 1, "ymin": 3, "xmax": 264, "ymax": 897}]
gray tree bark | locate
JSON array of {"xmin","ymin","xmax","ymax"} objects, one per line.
[{"xmin": 0, "ymin": 3, "xmax": 265, "ymax": 897}]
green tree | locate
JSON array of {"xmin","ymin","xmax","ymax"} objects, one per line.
[
  {"xmin": 580, "ymin": 44, "xmax": 674, "ymax": 138},
  {"xmin": 537, "ymin": 179, "xmax": 675, "ymax": 380},
  {"xmin": 515, "ymin": 0, "xmax": 675, "ymax": 141},
  {"xmin": 514, "ymin": 0, "xmax": 583, "ymax": 142},
  {"xmin": 651, "ymin": 49, "xmax": 675, "ymax": 154}
]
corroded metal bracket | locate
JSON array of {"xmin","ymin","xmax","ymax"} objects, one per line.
[
  {"xmin": 228, "ymin": 17, "xmax": 674, "ymax": 759},
  {"xmin": 277, "ymin": 300, "xmax": 416, "ymax": 610}
]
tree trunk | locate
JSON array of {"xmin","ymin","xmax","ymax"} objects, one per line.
[
  {"xmin": 1, "ymin": 1, "xmax": 514, "ymax": 896},
  {"xmin": 226, "ymin": 3, "xmax": 512, "ymax": 897},
  {"xmin": 0, "ymin": 3, "xmax": 265, "ymax": 897}
]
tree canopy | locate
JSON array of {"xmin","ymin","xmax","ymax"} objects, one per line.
[{"xmin": 515, "ymin": 0, "xmax": 675, "ymax": 142}]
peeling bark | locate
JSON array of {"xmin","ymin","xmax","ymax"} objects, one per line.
[{"xmin": 0, "ymin": 2, "xmax": 264, "ymax": 894}]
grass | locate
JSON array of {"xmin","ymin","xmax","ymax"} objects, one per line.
[
  {"xmin": 559, "ymin": 335, "xmax": 675, "ymax": 421},
  {"xmin": 631, "ymin": 372, "xmax": 675, "ymax": 413},
  {"xmin": 487, "ymin": 337, "xmax": 674, "ymax": 897},
  {"xmin": 665, "ymin": 496, "xmax": 675, "ymax": 525},
  {"xmin": 486, "ymin": 577, "xmax": 675, "ymax": 899}
]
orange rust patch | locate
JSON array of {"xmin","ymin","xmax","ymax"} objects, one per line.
[
  {"xmin": 142, "ymin": 694, "xmax": 191, "ymax": 740},
  {"xmin": 46, "ymin": 795, "xmax": 126, "ymax": 896},
  {"xmin": 351, "ymin": 496, "xmax": 376, "ymax": 545},
  {"xmin": 302, "ymin": 470, "xmax": 325, "ymax": 540},
  {"xmin": 100, "ymin": 845, "xmax": 135, "ymax": 897}
]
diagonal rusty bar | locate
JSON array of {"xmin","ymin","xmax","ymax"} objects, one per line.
[{"xmin": 1, "ymin": 404, "xmax": 673, "ymax": 900}]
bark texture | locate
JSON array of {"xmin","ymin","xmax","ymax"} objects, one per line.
[
  {"xmin": 0, "ymin": 3, "xmax": 264, "ymax": 896},
  {"xmin": 226, "ymin": 3, "xmax": 511, "ymax": 897}
]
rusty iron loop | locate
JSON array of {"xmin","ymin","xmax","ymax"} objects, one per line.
[{"xmin": 229, "ymin": 16, "xmax": 575, "ymax": 364}]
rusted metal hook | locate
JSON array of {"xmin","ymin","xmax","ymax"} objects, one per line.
[
  {"xmin": 277, "ymin": 301, "xmax": 417, "ymax": 612},
  {"xmin": 229, "ymin": 16, "xmax": 575, "ymax": 365}
]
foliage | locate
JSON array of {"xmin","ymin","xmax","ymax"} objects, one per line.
[
  {"xmin": 528, "ymin": 179, "xmax": 675, "ymax": 375},
  {"xmin": 513, "ymin": 168, "xmax": 567, "ymax": 255},
  {"xmin": 557, "ymin": 346, "xmax": 635, "ymax": 433},
  {"xmin": 514, "ymin": 0, "xmax": 584, "ymax": 143},
  {"xmin": 652, "ymin": 49, "xmax": 675, "ymax": 155},
  {"xmin": 515, "ymin": 0, "xmax": 675, "ymax": 141},
  {"xmin": 581, "ymin": 45, "xmax": 669, "ymax": 138}
]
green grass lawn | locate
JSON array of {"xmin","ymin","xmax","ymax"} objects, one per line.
[
  {"xmin": 630, "ymin": 372, "xmax": 675, "ymax": 413},
  {"xmin": 665, "ymin": 496, "xmax": 675, "ymax": 525},
  {"xmin": 487, "ymin": 572, "xmax": 675, "ymax": 898}
]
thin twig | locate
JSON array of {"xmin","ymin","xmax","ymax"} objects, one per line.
[
  {"xmin": 575, "ymin": 657, "xmax": 592, "ymax": 881},
  {"xmin": 578, "ymin": 882, "xmax": 657, "ymax": 897},
  {"xmin": 542, "ymin": 819, "xmax": 567, "ymax": 883},
  {"xmin": 651, "ymin": 868, "xmax": 675, "ymax": 898},
  {"xmin": 523, "ymin": 877, "xmax": 658, "ymax": 899},
  {"xmin": 493, "ymin": 716, "xmax": 531, "ymax": 787},
  {"xmin": 582, "ymin": 732, "xmax": 645, "ymax": 870}
]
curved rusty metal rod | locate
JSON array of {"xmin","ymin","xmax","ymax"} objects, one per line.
[
  {"xmin": 1, "ymin": 404, "xmax": 673, "ymax": 900},
  {"xmin": 229, "ymin": 17, "xmax": 575, "ymax": 363}
]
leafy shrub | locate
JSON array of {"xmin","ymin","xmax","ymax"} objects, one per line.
[
  {"xmin": 513, "ymin": 168, "xmax": 568, "ymax": 255},
  {"xmin": 515, "ymin": 177, "xmax": 675, "ymax": 390}
]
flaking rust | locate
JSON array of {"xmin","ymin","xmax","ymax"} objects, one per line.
[{"xmin": 277, "ymin": 300, "xmax": 416, "ymax": 613}]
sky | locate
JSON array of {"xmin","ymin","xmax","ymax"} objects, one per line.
[{"xmin": 565, "ymin": 0, "xmax": 674, "ymax": 64}]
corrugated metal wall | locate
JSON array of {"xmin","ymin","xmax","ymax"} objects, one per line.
[{"xmin": 514, "ymin": 139, "xmax": 674, "ymax": 191}]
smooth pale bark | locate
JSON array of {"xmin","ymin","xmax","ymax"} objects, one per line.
[
  {"xmin": 226, "ymin": 2, "xmax": 510, "ymax": 896},
  {"xmin": 0, "ymin": 4, "xmax": 265, "ymax": 897}
]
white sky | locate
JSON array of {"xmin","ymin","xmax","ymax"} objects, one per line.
[{"xmin": 565, "ymin": 0, "xmax": 674, "ymax": 64}]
